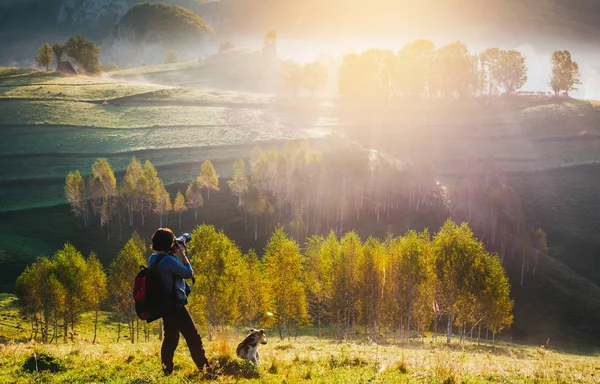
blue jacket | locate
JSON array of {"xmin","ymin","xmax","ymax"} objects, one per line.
[{"xmin": 148, "ymin": 253, "xmax": 193, "ymax": 305}]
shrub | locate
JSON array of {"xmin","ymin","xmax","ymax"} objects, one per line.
[
  {"xmin": 22, "ymin": 352, "xmax": 64, "ymax": 373},
  {"xmin": 210, "ymin": 355, "xmax": 259, "ymax": 379},
  {"xmin": 165, "ymin": 51, "xmax": 179, "ymax": 64},
  {"xmin": 219, "ymin": 41, "xmax": 236, "ymax": 52},
  {"xmin": 101, "ymin": 61, "xmax": 120, "ymax": 72}
]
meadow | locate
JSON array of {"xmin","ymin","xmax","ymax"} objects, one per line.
[{"xmin": 1, "ymin": 294, "xmax": 599, "ymax": 384}]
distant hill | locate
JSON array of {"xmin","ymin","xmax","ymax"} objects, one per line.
[
  {"xmin": 103, "ymin": 2, "xmax": 214, "ymax": 66},
  {"xmin": 3, "ymin": 0, "xmax": 600, "ymax": 66}
]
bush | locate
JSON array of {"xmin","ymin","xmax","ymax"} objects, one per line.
[
  {"xmin": 210, "ymin": 355, "xmax": 259, "ymax": 379},
  {"xmin": 22, "ymin": 352, "xmax": 64, "ymax": 373},
  {"xmin": 101, "ymin": 61, "xmax": 120, "ymax": 72},
  {"xmin": 165, "ymin": 51, "xmax": 179, "ymax": 64},
  {"xmin": 219, "ymin": 41, "xmax": 236, "ymax": 52}
]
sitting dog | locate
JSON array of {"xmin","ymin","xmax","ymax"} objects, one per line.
[{"xmin": 236, "ymin": 329, "xmax": 267, "ymax": 366}]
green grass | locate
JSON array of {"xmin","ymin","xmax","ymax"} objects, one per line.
[{"xmin": 0, "ymin": 292, "xmax": 598, "ymax": 383}]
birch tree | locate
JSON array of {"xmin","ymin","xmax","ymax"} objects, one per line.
[
  {"xmin": 123, "ymin": 157, "xmax": 143, "ymax": 227},
  {"xmin": 65, "ymin": 170, "xmax": 89, "ymax": 227},
  {"xmin": 84, "ymin": 252, "xmax": 107, "ymax": 344},
  {"xmin": 91, "ymin": 159, "xmax": 117, "ymax": 240},
  {"xmin": 53, "ymin": 243, "xmax": 88, "ymax": 342},
  {"xmin": 263, "ymin": 226, "xmax": 308, "ymax": 339},
  {"xmin": 187, "ymin": 224, "xmax": 244, "ymax": 340},
  {"xmin": 198, "ymin": 160, "xmax": 219, "ymax": 200},
  {"xmin": 227, "ymin": 158, "xmax": 249, "ymax": 206},
  {"xmin": 185, "ymin": 181, "xmax": 204, "ymax": 221},
  {"xmin": 432, "ymin": 220, "xmax": 488, "ymax": 344},
  {"xmin": 108, "ymin": 236, "xmax": 145, "ymax": 343},
  {"xmin": 173, "ymin": 191, "xmax": 187, "ymax": 228}
]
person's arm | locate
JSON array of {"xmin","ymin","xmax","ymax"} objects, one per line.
[{"xmin": 166, "ymin": 247, "xmax": 194, "ymax": 278}]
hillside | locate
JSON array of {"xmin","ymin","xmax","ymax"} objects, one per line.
[{"xmin": 2, "ymin": 58, "xmax": 600, "ymax": 348}]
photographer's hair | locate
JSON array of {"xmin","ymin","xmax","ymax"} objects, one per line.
[{"xmin": 151, "ymin": 228, "xmax": 175, "ymax": 252}]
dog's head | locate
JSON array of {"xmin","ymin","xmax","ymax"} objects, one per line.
[{"xmin": 248, "ymin": 328, "xmax": 267, "ymax": 345}]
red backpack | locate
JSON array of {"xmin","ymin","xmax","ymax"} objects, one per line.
[{"xmin": 133, "ymin": 254, "xmax": 168, "ymax": 323}]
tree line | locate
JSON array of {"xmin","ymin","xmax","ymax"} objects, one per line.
[
  {"xmin": 65, "ymin": 141, "xmax": 546, "ymax": 287},
  {"xmin": 16, "ymin": 220, "xmax": 512, "ymax": 345},
  {"xmin": 34, "ymin": 36, "xmax": 101, "ymax": 74},
  {"xmin": 337, "ymin": 40, "xmax": 581, "ymax": 99}
]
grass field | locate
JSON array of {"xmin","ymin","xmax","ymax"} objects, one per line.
[{"xmin": 1, "ymin": 294, "xmax": 599, "ymax": 384}]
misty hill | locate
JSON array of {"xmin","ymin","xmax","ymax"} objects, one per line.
[
  {"xmin": 102, "ymin": 2, "xmax": 214, "ymax": 65},
  {"xmin": 4, "ymin": 0, "xmax": 600, "ymax": 66}
]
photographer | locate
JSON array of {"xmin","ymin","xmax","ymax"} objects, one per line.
[{"xmin": 148, "ymin": 228, "xmax": 212, "ymax": 376}]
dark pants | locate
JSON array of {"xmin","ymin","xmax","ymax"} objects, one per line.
[{"xmin": 161, "ymin": 305, "xmax": 209, "ymax": 371}]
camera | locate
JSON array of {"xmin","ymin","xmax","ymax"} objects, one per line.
[{"xmin": 170, "ymin": 232, "xmax": 191, "ymax": 255}]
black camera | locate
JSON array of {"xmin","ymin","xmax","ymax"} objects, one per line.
[{"xmin": 170, "ymin": 232, "xmax": 191, "ymax": 255}]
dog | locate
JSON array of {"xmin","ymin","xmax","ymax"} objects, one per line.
[{"xmin": 236, "ymin": 329, "xmax": 267, "ymax": 366}]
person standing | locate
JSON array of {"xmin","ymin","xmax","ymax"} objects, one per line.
[{"xmin": 148, "ymin": 227, "xmax": 212, "ymax": 376}]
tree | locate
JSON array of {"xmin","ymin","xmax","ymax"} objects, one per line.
[
  {"xmin": 493, "ymin": 50, "xmax": 527, "ymax": 95},
  {"xmin": 173, "ymin": 191, "xmax": 187, "ymax": 228},
  {"xmin": 243, "ymin": 185, "xmax": 267, "ymax": 241},
  {"xmin": 433, "ymin": 220, "xmax": 492, "ymax": 344},
  {"xmin": 187, "ymin": 224, "xmax": 244, "ymax": 339},
  {"xmin": 550, "ymin": 50, "xmax": 581, "ymax": 96},
  {"xmin": 108, "ymin": 235, "xmax": 146, "ymax": 343},
  {"xmin": 331, "ymin": 231, "xmax": 362, "ymax": 339},
  {"xmin": 479, "ymin": 48, "xmax": 501, "ymax": 96},
  {"xmin": 123, "ymin": 157, "xmax": 143, "ymax": 227},
  {"xmin": 263, "ymin": 29, "xmax": 277, "ymax": 58},
  {"xmin": 65, "ymin": 170, "xmax": 89, "ymax": 227},
  {"xmin": 65, "ymin": 36, "xmax": 101, "ymax": 75},
  {"xmin": 238, "ymin": 250, "xmax": 272, "ymax": 328},
  {"xmin": 263, "ymin": 226, "xmax": 308, "ymax": 339},
  {"xmin": 304, "ymin": 232, "xmax": 337, "ymax": 336},
  {"xmin": 339, "ymin": 50, "xmax": 395, "ymax": 100},
  {"xmin": 91, "ymin": 158, "xmax": 117, "ymax": 240},
  {"xmin": 84, "ymin": 252, "xmax": 107, "ymax": 344},
  {"xmin": 197, "ymin": 160, "xmax": 219, "ymax": 200},
  {"xmin": 185, "ymin": 181, "xmax": 204, "ymax": 221},
  {"xmin": 434, "ymin": 42, "xmax": 476, "ymax": 98},
  {"xmin": 35, "ymin": 43, "xmax": 53, "ymax": 71},
  {"xmin": 53, "ymin": 243, "xmax": 88, "ymax": 342},
  {"xmin": 140, "ymin": 160, "xmax": 161, "ymax": 226},
  {"xmin": 165, "ymin": 51, "xmax": 179, "ymax": 64},
  {"xmin": 16, "ymin": 257, "xmax": 62, "ymax": 343},
  {"xmin": 394, "ymin": 39, "xmax": 435, "ymax": 97},
  {"xmin": 153, "ymin": 181, "xmax": 172, "ymax": 228},
  {"xmin": 282, "ymin": 61, "xmax": 303, "ymax": 96},
  {"xmin": 357, "ymin": 237, "xmax": 385, "ymax": 339},
  {"xmin": 52, "ymin": 43, "xmax": 65, "ymax": 62},
  {"xmin": 227, "ymin": 158, "xmax": 249, "ymax": 207},
  {"xmin": 302, "ymin": 61, "xmax": 328, "ymax": 97}
]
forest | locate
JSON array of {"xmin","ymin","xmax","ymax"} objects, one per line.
[{"xmin": 16, "ymin": 220, "xmax": 512, "ymax": 347}]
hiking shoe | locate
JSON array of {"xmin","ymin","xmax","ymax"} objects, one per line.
[{"xmin": 162, "ymin": 364, "xmax": 173, "ymax": 376}]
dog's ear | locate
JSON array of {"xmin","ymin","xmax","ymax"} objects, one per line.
[{"xmin": 259, "ymin": 329, "xmax": 265, "ymax": 335}]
